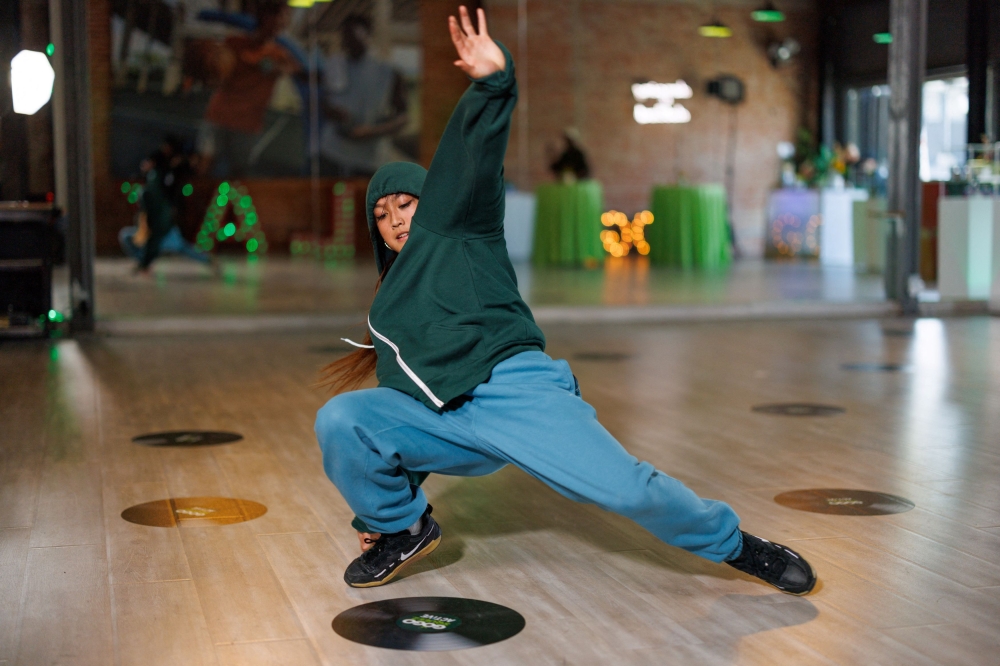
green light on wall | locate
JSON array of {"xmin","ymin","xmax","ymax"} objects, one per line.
[
  {"xmin": 120, "ymin": 181, "xmax": 130, "ymax": 193},
  {"xmin": 246, "ymin": 212, "xmax": 257, "ymax": 225},
  {"xmin": 240, "ymin": 195, "xmax": 252, "ymax": 208},
  {"xmin": 45, "ymin": 43, "xmax": 55, "ymax": 57},
  {"xmin": 752, "ymin": 9, "xmax": 784, "ymax": 22},
  {"xmin": 217, "ymin": 195, "xmax": 228, "ymax": 207},
  {"xmin": 873, "ymin": 32, "xmax": 893, "ymax": 44},
  {"xmin": 47, "ymin": 309, "xmax": 64, "ymax": 323},
  {"xmin": 182, "ymin": 183, "xmax": 194, "ymax": 197},
  {"xmin": 127, "ymin": 191, "xmax": 139, "ymax": 204},
  {"xmin": 247, "ymin": 238, "xmax": 259, "ymax": 252},
  {"xmin": 219, "ymin": 182, "xmax": 231, "ymax": 195},
  {"xmin": 223, "ymin": 222, "xmax": 236, "ymax": 237},
  {"xmin": 333, "ymin": 181, "xmax": 347, "ymax": 195}
]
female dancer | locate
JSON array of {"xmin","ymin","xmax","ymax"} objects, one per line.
[{"xmin": 315, "ymin": 7, "xmax": 815, "ymax": 595}]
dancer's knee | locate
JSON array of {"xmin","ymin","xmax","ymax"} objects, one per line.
[
  {"xmin": 314, "ymin": 393, "xmax": 365, "ymax": 454},
  {"xmin": 600, "ymin": 462, "xmax": 660, "ymax": 517}
]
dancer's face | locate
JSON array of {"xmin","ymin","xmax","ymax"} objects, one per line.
[{"xmin": 374, "ymin": 194, "xmax": 418, "ymax": 253}]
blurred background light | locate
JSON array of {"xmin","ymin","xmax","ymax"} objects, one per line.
[{"xmin": 10, "ymin": 50, "xmax": 55, "ymax": 115}]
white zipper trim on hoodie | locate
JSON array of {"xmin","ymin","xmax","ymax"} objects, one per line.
[
  {"xmin": 341, "ymin": 338, "xmax": 375, "ymax": 349},
  {"xmin": 367, "ymin": 316, "xmax": 445, "ymax": 408}
]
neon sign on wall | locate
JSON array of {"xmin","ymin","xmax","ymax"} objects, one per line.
[{"xmin": 632, "ymin": 80, "xmax": 693, "ymax": 124}]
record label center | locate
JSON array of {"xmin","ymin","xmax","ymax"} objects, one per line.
[{"xmin": 396, "ymin": 612, "xmax": 462, "ymax": 633}]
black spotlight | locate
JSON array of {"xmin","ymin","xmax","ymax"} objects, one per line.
[{"xmin": 706, "ymin": 75, "xmax": 745, "ymax": 105}]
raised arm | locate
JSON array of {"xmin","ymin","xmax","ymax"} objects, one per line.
[{"xmin": 413, "ymin": 7, "xmax": 516, "ymax": 238}]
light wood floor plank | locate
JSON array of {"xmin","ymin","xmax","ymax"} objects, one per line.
[
  {"xmin": 257, "ymin": 531, "xmax": 464, "ymax": 666},
  {"xmin": 0, "ymin": 529, "xmax": 30, "ymax": 663},
  {"xmin": 214, "ymin": 639, "xmax": 321, "ymax": 666},
  {"xmin": 212, "ymin": 442, "xmax": 327, "ymax": 536},
  {"xmin": 103, "ymin": 480, "xmax": 193, "ymax": 584},
  {"xmin": 16, "ymin": 545, "xmax": 113, "ymax": 666},
  {"xmin": 796, "ymin": 539, "xmax": 944, "ymax": 628},
  {"xmin": 113, "ymin": 580, "xmax": 218, "ymax": 666},
  {"xmin": 28, "ymin": 461, "xmax": 104, "ymax": 548},
  {"xmin": 0, "ymin": 435, "xmax": 43, "ymax": 530},
  {"xmin": 809, "ymin": 536, "xmax": 1000, "ymax": 633},
  {"xmin": 4, "ymin": 318, "xmax": 999, "ymax": 663},
  {"xmin": 178, "ymin": 525, "xmax": 305, "ymax": 645},
  {"xmin": 884, "ymin": 623, "xmax": 1000, "ymax": 665}
]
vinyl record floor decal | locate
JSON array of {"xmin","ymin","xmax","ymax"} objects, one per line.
[
  {"xmin": 752, "ymin": 403, "xmax": 846, "ymax": 417},
  {"xmin": 132, "ymin": 431, "xmax": 243, "ymax": 446},
  {"xmin": 841, "ymin": 363, "xmax": 911, "ymax": 372},
  {"xmin": 573, "ymin": 352, "xmax": 634, "ymax": 362},
  {"xmin": 333, "ymin": 597, "xmax": 525, "ymax": 651},
  {"xmin": 774, "ymin": 489, "xmax": 914, "ymax": 515},
  {"xmin": 121, "ymin": 497, "xmax": 268, "ymax": 527}
]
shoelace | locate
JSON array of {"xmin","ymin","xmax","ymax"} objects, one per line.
[
  {"xmin": 360, "ymin": 535, "xmax": 391, "ymax": 566},
  {"xmin": 745, "ymin": 540, "xmax": 788, "ymax": 579}
]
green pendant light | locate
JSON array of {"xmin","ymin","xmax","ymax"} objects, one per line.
[{"xmin": 752, "ymin": 2, "xmax": 785, "ymax": 22}]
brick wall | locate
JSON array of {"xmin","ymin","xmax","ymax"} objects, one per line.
[
  {"xmin": 420, "ymin": 0, "xmax": 483, "ymax": 168},
  {"xmin": 89, "ymin": 0, "xmax": 817, "ymax": 257},
  {"xmin": 480, "ymin": 0, "xmax": 820, "ymax": 256}
]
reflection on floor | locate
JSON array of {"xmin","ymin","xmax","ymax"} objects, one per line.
[
  {"xmin": 72, "ymin": 256, "xmax": 886, "ymax": 321},
  {"xmin": 2, "ymin": 317, "xmax": 998, "ymax": 664}
]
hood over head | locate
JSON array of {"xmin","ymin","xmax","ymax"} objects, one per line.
[{"xmin": 365, "ymin": 161, "xmax": 428, "ymax": 273}]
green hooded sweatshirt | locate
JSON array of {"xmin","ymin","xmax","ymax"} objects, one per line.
[{"xmin": 363, "ymin": 43, "xmax": 545, "ymax": 412}]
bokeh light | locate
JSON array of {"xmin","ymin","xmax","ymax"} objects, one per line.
[{"xmin": 599, "ymin": 209, "xmax": 653, "ymax": 258}]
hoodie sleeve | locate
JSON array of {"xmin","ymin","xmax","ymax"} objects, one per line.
[{"xmin": 413, "ymin": 42, "xmax": 516, "ymax": 238}]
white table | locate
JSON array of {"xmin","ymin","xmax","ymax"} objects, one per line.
[
  {"xmin": 937, "ymin": 196, "xmax": 997, "ymax": 300},
  {"xmin": 503, "ymin": 191, "xmax": 536, "ymax": 264},
  {"xmin": 819, "ymin": 188, "xmax": 869, "ymax": 267}
]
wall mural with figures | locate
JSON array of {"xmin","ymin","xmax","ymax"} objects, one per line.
[{"xmin": 109, "ymin": 0, "xmax": 422, "ymax": 181}]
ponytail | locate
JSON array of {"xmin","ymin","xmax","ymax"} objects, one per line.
[{"xmin": 315, "ymin": 259, "xmax": 394, "ymax": 394}]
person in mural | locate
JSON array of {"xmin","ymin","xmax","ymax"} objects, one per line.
[
  {"xmin": 120, "ymin": 137, "xmax": 212, "ymax": 274},
  {"xmin": 548, "ymin": 127, "xmax": 591, "ymax": 183},
  {"xmin": 318, "ymin": 14, "xmax": 409, "ymax": 177},
  {"xmin": 312, "ymin": 7, "xmax": 818, "ymax": 597},
  {"xmin": 197, "ymin": 0, "xmax": 301, "ymax": 178}
]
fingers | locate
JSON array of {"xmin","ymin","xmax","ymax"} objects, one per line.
[
  {"xmin": 448, "ymin": 15, "xmax": 465, "ymax": 47},
  {"xmin": 459, "ymin": 5, "xmax": 476, "ymax": 36},
  {"xmin": 477, "ymin": 7, "xmax": 489, "ymax": 36}
]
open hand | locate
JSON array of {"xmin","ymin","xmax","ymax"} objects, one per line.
[{"xmin": 449, "ymin": 6, "xmax": 505, "ymax": 79}]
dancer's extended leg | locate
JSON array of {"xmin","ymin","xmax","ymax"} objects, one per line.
[{"xmin": 466, "ymin": 351, "xmax": 743, "ymax": 562}]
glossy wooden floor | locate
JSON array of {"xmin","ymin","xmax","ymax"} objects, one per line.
[
  {"xmin": 2, "ymin": 317, "xmax": 999, "ymax": 665},
  {"xmin": 52, "ymin": 256, "xmax": 886, "ymax": 321}
]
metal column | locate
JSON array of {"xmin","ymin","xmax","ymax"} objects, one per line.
[
  {"xmin": 52, "ymin": 0, "xmax": 96, "ymax": 331},
  {"xmin": 966, "ymin": 0, "xmax": 990, "ymax": 143},
  {"xmin": 884, "ymin": 0, "xmax": 927, "ymax": 311}
]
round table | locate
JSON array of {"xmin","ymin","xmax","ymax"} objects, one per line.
[
  {"xmin": 531, "ymin": 181, "xmax": 605, "ymax": 267},
  {"xmin": 646, "ymin": 184, "xmax": 731, "ymax": 269}
]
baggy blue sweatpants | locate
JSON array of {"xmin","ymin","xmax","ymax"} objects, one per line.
[{"xmin": 315, "ymin": 351, "xmax": 742, "ymax": 562}]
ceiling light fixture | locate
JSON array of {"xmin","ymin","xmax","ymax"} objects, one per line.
[
  {"xmin": 10, "ymin": 50, "xmax": 55, "ymax": 115},
  {"xmin": 752, "ymin": 2, "xmax": 785, "ymax": 22},
  {"xmin": 699, "ymin": 19, "xmax": 733, "ymax": 38}
]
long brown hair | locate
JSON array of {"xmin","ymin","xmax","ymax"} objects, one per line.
[{"xmin": 315, "ymin": 258, "xmax": 394, "ymax": 394}]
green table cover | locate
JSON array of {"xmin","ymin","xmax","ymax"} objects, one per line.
[
  {"xmin": 532, "ymin": 181, "xmax": 605, "ymax": 266},
  {"xmin": 646, "ymin": 184, "xmax": 731, "ymax": 269}
]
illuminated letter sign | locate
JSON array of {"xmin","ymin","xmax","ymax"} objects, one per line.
[{"xmin": 631, "ymin": 80, "xmax": 692, "ymax": 124}]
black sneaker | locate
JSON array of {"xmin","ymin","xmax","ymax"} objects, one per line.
[
  {"xmin": 344, "ymin": 506, "xmax": 442, "ymax": 588},
  {"xmin": 726, "ymin": 531, "xmax": 817, "ymax": 595}
]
